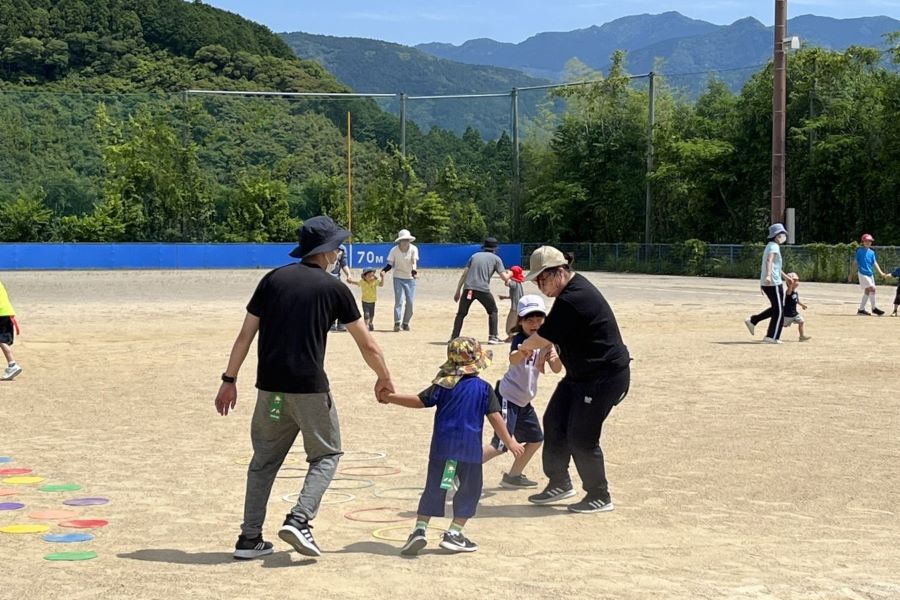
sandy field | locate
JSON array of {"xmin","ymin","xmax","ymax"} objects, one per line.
[{"xmin": 0, "ymin": 268, "xmax": 898, "ymax": 600}]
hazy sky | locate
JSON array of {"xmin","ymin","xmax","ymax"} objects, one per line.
[{"xmin": 203, "ymin": 0, "xmax": 900, "ymax": 45}]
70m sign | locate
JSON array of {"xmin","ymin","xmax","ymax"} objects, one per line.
[{"xmin": 356, "ymin": 251, "xmax": 385, "ymax": 265}]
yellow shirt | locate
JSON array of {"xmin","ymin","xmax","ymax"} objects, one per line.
[
  {"xmin": 0, "ymin": 282, "xmax": 14, "ymax": 317},
  {"xmin": 359, "ymin": 279, "xmax": 380, "ymax": 303}
]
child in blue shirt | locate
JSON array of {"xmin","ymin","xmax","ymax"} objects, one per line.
[{"xmin": 379, "ymin": 337, "xmax": 523, "ymax": 555}]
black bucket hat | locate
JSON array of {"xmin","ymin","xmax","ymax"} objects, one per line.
[
  {"xmin": 482, "ymin": 237, "xmax": 499, "ymax": 250},
  {"xmin": 289, "ymin": 216, "xmax": 351, "ymax": 259}
]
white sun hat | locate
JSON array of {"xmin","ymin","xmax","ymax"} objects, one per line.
[{"xmin": 395, "ymin": 229, "xmax": 416, "ymax": 243}]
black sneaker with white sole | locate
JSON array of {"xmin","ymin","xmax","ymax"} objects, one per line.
[
  {"xmin": 278, "ymin": 515, "xmax": 321, "ymax": 557},
  {"xmin": 528, "ymin": 483, "xmax": 576, "ymax": 504},
  {"xmin": 567, "ymin": 496, "xmax": 615, "ymax": 514},
  {"xmin": 400, "ymin": 528, "xmax": 427, "ymax": 556},
  {"xmin": 233, "ymin": 534, "xmax": 274, "ymax": 560},
  {"xmin": 439, "ymin": 531, "xmax": 478, "ymax": 553},
  {"xmin": 872, "ymin": 308, "xmax": 885, "ymax": 316}
]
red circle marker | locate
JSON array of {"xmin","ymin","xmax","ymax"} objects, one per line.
[
  {"xmin": 59, "ymin": 519, "xmax": 108, "ymax": 529},
  {"xmin": 0, "ymin": 468, "xmax": 32, "ymax": 476}
]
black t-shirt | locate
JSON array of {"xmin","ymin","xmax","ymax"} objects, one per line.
[
  {"xmin": 784, "ymin": 291, "xmax": 800, "ymax": 318},
  {"xmin": 537, "ymin": 273, "xmax": 630, "ymax": 381},
  {"xmin": 247, "ymin": 262, "xmax": 361, "ymax": 393}
]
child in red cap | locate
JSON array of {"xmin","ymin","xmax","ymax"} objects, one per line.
[{"xmin": 500, "ymin": 265, "xmax": 526, "ymax": 340}]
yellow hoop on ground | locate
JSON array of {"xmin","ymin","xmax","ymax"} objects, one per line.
[
  {"xmin": 344, "ymin": 506, "xmax": 409, "ymax": 523},
  {"xmin": 2, "ymin": 476, "xmax": 44, "ymax": 485},
  {"xmin": 1, "ymin": 524, "xmax": 50, "ymax": 534},
  {"xmin": 371, "ymin": 524, "xmax": 447, "ymax": 542}
]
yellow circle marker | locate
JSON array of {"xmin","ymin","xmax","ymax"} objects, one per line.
[
  {"xmin": 1, "ymin": 523, "xmax": 50, "ymax": 534},
  {"xmin": 2, "ymin": 476, "xmax": 45, "ymax": 485},
  {"xmin": 371, "ymin": 524, "xmax": 447, "ymax": 543}
]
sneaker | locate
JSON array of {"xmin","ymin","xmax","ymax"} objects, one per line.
[
  {"xmin": 762, "ymin": 337, "xmax": 782, "ymax": 344},
  {"xmin": 528, "ymin": 483, "xmax": 576, "ymax": 505},
  {"xmin": 872, "ymin": 308, "xmax": 885, "ymax": 316},
  {"xmin": 278, "ymin": 515, "xmax": 321, "ymax": 557},
  {"xmin": 500, "ymin": 473, "xmax": 539, "ymax": 489},
  {"xmin": 857, "ymin": 309, "xmax": 871, "ymax": 316},
  {"xmin": 1, "ymin": 365, "xmax": 22, "ymax": 381},
  {"xmin": 393, "ymin": 323, "xmax": 401, "ymax": 332},
  {"xmin": 233, "ymin": 534, "xmax": 274, "ymax": 560},
  {"xmin": 744, "ymin": 318, "xmax": 755, "ymax": 335},
  {"xmin": 368, "ymin": 323, "xmax": 374, "ymax": 332},
  {"xmin": 439, "ymin": 530, "xmax": 478, "ymax": 553},
  {"xmin": 401, "ymin": 323, "xmax": 410, "ymax": 331},
  {"xmin": 487, "ymin": 336, "xmax": 504, "ymax": 345},
  {"xmin": 799, "ymin": 335, "xmax": 812, "ymax": 342},
  {"xmin": 400, "ymin": 528, "xmax": 427, "ymax": 556},
  {"xmin": 567, "ymin": 495, "xmax": 615, "ymax": 514}
]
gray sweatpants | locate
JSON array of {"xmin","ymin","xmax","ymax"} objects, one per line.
[{"xmin": 240, "ymin": 390, "xmax": 342, "ymax": 537}]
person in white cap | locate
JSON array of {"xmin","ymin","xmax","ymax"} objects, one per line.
[
  {"xmin": 384, "ymin": 229, "xmax": 419, "ymax": 332},
  {"xmin": 516, "ymin": 246, "xmax": 631, "ymax": 514},
  {"xmin": 848, "ymin": 233, "xmax": 891, "ymax": 316},
  {"xmin": 744, "ymin": 223, "xmax": 796, "ymax": 343}
]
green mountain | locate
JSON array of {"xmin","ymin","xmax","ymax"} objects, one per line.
[{"xmin": 279, "ymin": 32, "xmax": 552, "ymax": 138}]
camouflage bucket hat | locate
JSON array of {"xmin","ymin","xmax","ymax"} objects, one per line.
[{"xmin": 432, "ymin": 337, "xmax": 493, "ymax": 390}]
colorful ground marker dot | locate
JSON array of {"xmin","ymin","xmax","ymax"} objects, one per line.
[
  {"xmin": 63, "ymin": 497, "xmax": 109, "ymax": 507},
  {"xmin": 0, "ymin": 468, "xmax": 32, "ymax": 476},
  {"xmin": 59, "ymin": 519, "xmax": 108, "ymax": 529},
  {"xmin": 0, "ymin": 457, "xmax": 12, "ymax": 464},
  {"xmin": 44, "ymin": 551, "xmax": 97, "ymax": 561},
  {"xmin": 0, "ymin": 524, "xmax": 50, "ymax": 534},
  {"xmin": 0, "ymin": 502, "xmax": 25, "ymax": 511},
  {"xmin": 2, "ymin": 476, "xmax": 44, "ymax": 485},
  {"xmin": 43, "ymin": 533, "xmax": 94, "ymax": 543},
  {"xmin": 30, "ymin": 509, "xmax": 78, "ymax": 520},
  {"xmin": 39, "ymin": 484, "xmax": 81, "ymax": 492},
  {"xmin": 0, "ymin": 488, "xmax": 18, "ymax": 497}
]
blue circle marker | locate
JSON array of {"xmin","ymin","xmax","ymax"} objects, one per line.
[
  {"xmin": 0, "ymin": 457, "xmax": 12, "ymax": 464},
  {"xmin": 43, "ymin": 533, "xmax": 95, "ymax": 543}
]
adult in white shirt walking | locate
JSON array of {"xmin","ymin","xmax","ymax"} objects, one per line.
[{"xmin": 385, "ymin": 229, "xmax": 419, "ymax": 332}]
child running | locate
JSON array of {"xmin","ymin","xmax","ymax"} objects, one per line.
[
  {"xmin": 0, "ymin": 279, "xmax": 22, "ymax": 381},
  {"xmin": 349, "ymin": 267, "xmax": 385, "ymax": 331},
  {"xmin": 483, "ymin": 295, "xmax": 562, "ymax": 488},
  {"xmin": 782, "ymin": 274, "xmax": 811, "ymax": 342},
  {"xmin": 378, "ymin": 337, "xmax": 523, "ymax": 555}
]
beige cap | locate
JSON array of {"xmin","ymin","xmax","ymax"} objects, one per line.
[{"xmin": 525, "ymin": 246, "xmax": 568, "ymax": 281}]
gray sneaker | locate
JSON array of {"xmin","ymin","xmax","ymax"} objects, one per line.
[
  {"xmin": 487, "ymin": 336, "xmax": 504, "ymax": 345},
  {"xmin": 744, "ymin": 318, "xmax": 755, "ymax": 335},
  {"xmin": 500, "ymin": 473, "xmax": 539, "ymax": 489},
  {"xmin": 1, "ymin": 365, "xmax": 22, "ymax": 381}
]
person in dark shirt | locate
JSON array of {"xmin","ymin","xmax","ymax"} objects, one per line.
[
  {"xmin": 781, "ymin": 273, "xmax": 811, "ymax": 342},
  {"xmin": 517, "ymin": 246, "xmax": 631, "ymax": 514},
  {"xmin": 214, "ymin": 216, "xmax": 394, "ymax": 560},
  {"xmin": 379, "ymin": 337, "xmax": 523, "ymax": 555}
]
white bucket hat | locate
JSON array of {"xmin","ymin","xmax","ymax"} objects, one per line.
[
  {"xmin": 517, "ymin": 294, "xmax": 547, "ymax": 317},
  {"xmin": 395, "ymin": 229, "xmax": 416, "ymax": 243}
]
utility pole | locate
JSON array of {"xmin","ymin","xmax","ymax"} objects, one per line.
[
  {"xmin": 771, "ymin": 0, "xmax": 787, "ymax": 225},
  {"xmin": 399, "ymin": 93, "xmax": 407, "ymax": 157},
  {"xmin": 645, "ymin": 71, "xmax": 656, "ymax": 246},
  {"xmin": 511, "ymin": 88, "xmax": 520, "ymax": 240}
]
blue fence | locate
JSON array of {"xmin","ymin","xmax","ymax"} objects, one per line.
[{"xmin": 0, "ymin": 243, "xmax": 523, "ymax": 271}]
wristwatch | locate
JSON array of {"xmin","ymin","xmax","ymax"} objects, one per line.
[{"xmin": 221, "ymin": 373, "xmax": 236, "ymax": 384}]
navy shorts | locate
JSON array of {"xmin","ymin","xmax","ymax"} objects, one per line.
[
  {"xmin": 490, "ymin": 399, "xmax": 544, "ymax": 451},
  {"xmin": 417, "ymin": 458, "xmax": 482, "ymax": 519},
  {"xmin": 0, "ymin": 317, "xmax": 13, "ymax": 345}
]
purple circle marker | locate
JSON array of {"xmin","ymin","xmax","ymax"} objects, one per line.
[
  {"xmin": 63, "ymin": 497, "xmax": 109, "ymax": 507},
  {"xmin": 0, "ymin": 502, "xmax": 25, "ymax": 511}
]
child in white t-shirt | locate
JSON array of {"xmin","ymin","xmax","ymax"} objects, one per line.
[{"xmin": 482, "ymin": 294, "xmax": 562, "ymax": 488}]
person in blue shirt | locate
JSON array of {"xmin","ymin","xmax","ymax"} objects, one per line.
[
  {"xmin": 745, "ymin": 223, "xmax": 796, "ymax": 343},
  {"xmin": 379, "ymin": 337, "xmax": 523, "ymax": 555},
  {"xmin": 848, "ymin": 233, "xmax": 891, "ymax": 316}
]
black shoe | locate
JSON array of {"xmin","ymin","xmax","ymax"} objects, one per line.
[
  {"xmin": 528, "ymin": 483, "xmax": 576, "ymax": 505},
  {"xmin": 857, "ymin": 309, "xmax": 871, "ymax": 316},
  {"xmin": 278, "ymin": 515, "xmax": 321, "ymax": 557},
  {"xmin": 393, "ymin": 323, "xmax": 401, "ymax": 332},
  {"xmin": 567, "ymin": 495, "xmax": 615, "ymax": 514},
  {"xmin": 368, "ymin": 323, "xmax": 375, "ymax": 332},
  {"xmin": 500, "ymin": 473, "xmax": 539, "ymax": 489},
  {"xmin": 401, "ymin": 323, "xmax": 410, "ymax": 331},
  {"xmin": 233, "ymin": 534, "xmax": 274, "ymax": 560},
  {"xmin": 400, "ymin": 528, "xmax": 427, "ymax": 556},
  {"xmin": 487, "ymin": 336, "xmax": 504, "ymax": 345},
  {"xmin": 439, "ymin": 530, "xmax": 478, "ymax": 553},
  {"xmin": 872, "ymin": 308, "xmax": 885, "ymax": 316}
]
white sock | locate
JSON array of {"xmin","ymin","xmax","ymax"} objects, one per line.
[
  {"xmin": 869, "ymin": 292, "xmax": 878, "ymax": 310},
  {"xmin": 859, "ymin": 293, "xmax": 869, "ymax": 311}
]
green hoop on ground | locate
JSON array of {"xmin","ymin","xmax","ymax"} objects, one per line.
[
  {"xmin": 373, "ymin": 487, "xmax": 424, "ymax": 500},
  {"xmin": 344, "ymin": 506, "xmax": 409, "ymax": 523},
  {"xmin": 39, "ymin": 483, "xmax": 82, "ymax": 492},
  {"xmin": 341, "ymin": 451, "xmax": 386, "ymax": 462},
  {"xmin": 326, "ymin": 478, "xmax": 374, "ymax": 490},
  {"xmin": 44, "ymin": 551, "xmax": 97, "ymax": 561},
  {"xmin": 339, "ymin": 465, "xmax": 400, "ymax": 477},
  {"xmin": 281, "ymin": 491, "xmax": 355, "ymax": 505},
  {"xmin": 371, "ymin": 524, "xmax": 447, "ymax": 542}
]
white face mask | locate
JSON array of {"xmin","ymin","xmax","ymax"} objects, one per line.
[
  {"xmin": 776, "ymin": 233, "xmax": 787, "ymax": 244},
  {"xmin": 326, "ymin": 251, "xmax": 339, "ymax": 272}
]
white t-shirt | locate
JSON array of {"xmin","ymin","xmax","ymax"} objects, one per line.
[{"xmin": 387, "ymin": 244, "xmax": 419, "ymax": 280}]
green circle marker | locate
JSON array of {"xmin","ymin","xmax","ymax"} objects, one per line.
[
  {"xmin": 39, "ymin": 483, "xmax": 82, "ymax": 492},
  {"xmin": 44, "ymin": 551, "xmax": 97, "ymax": 561}
]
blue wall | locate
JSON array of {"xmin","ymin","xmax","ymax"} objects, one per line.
[{"xmin": 0, "ymin": 243, "xmax": 523, "ymax": 271}]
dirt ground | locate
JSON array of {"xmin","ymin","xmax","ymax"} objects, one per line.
[{"xmin": 0, "ymin": 268, "xmax": 898, "ymax": 600}]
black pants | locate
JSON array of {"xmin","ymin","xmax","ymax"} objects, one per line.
[
  {"xmin": 749, "ymin": 285, "xmax": 784, "ymax": 340},
  {"xmin": 451, "ymin": 289, "xmax": 498, "ymax": 338},
  {"xmin": 542, "ymin": 367, "xmax": 630, "ymax": 502},
  {"xmin": 362, "ymin": 302, "xmax": 375, "ymax": 323}
]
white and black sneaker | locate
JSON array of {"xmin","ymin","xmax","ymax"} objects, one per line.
[
  {"xmin": 233, "ymin": 534, "xmax": 274, "ymax": 560},
  {"xmin": 278, "ymin": 515, "xmax": 321, "ymax": 557},
  {"xmin": 439, "ymin": 531, "xmax": 478, "ymax": 553},
  {"xmin": 528, "ymin": 483, "xmax": 576, "ymax": 505},
  {"xmin": 400, "ymin": 528, "xmax": 427, "ymax": 556},
  {"xmin": 487, "ymin": 336, "xmax": 505, "ymax": 345},
  {"xmin": 567, "ymin": 496, "xmax": 615, "ymax": 514}
]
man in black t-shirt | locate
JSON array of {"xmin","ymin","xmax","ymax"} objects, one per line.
[
  {"xmin": 517, "ymin": 246, "xmax": 631, "ymax": 514},
  {"xmin": 214, "ymin": 216, "xmax": 394, "ymax": 560}
]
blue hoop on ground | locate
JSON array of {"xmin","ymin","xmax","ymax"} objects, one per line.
[{"xmin": 282, "ymin": 491, "xmax": 355, "ymax": 505}]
